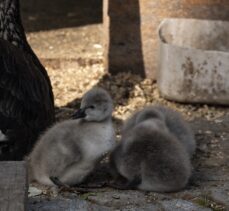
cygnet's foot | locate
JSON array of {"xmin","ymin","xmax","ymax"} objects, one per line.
[
  {"xmin": 49, "ymin": 177, "xmax": 94, "ymax": 193},
  {"xmin": 108, "ymin": 181, "xmax": 127, "ymax": 190},
  {"xmin": 77, "ymin": 181, "xmax": 108, "ymax": 189},
  {"xmin": 108, "ymin": 177, "xmax": 141, "ymax": 190},
  {"xmin": 50, "ymin": 176, "xmax": 69, "ymax": 188}
]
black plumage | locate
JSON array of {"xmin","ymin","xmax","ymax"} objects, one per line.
[{"xmin": 0, "ymin": 0, "xmax": 55, "ymax": 160}]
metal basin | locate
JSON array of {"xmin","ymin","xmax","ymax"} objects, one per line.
[{"xmin": 158, "ymin": 18, "xmax": 229, "ymax": 105}]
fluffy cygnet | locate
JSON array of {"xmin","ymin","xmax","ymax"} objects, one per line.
[
  {"xmin": 28, "ymin": 87, "xmax": 115, "ymax": 186},
  {"xmin": 122, "ymin": 105, "xmax": 196, "ymax": 157},
  {"xmin": 110, "ymin": 118, "xmax": 191, "ymax": 192}
]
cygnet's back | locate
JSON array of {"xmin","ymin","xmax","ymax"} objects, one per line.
[
  {"xmin": 28, "ymin": 87, "xmax": 115, "ymax": 186},
  {"xmin": 110, "ymin": 119, "xmax": 191, "ymax": 192},
  {"xmin": 152, "ymin": 106, "xmax": 196, "ymax": 157},
  {"xmin": 122, "ymin": 105, "xmax": 196, "ymax": 157}
]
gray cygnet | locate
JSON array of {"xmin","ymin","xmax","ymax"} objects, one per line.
[
  {"xmin": 122, "ymin": 105, "xmax": 196, "ymax": 157},
  {"xmin": 28, "ymin": 87, "xmax": 115, "ymax": 186},
  {"xmin": 110, "ymin": 118, "xmax": 191, "ymax": 192}
]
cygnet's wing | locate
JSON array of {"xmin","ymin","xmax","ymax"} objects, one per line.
[
  {"xmin": 121, "ymin": 112, "xmax": 138, "ymax": 136},
  {"xmin": 154, "ymin": 105, "xmax": 196, "ymax": 156}
]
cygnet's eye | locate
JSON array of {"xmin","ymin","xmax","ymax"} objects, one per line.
[{"xmin": 89, "ymin": 105, "xmax": 95, "ymax": 109}]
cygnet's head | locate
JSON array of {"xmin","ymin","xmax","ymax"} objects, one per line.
[
  {"xmin": 72, "ymin": 87, "xmax": 113, "ymax": 122},
  {"xmin": 124, "ymin": 119, "xmax": 169, "ymax": 146},
  {"xmin": 135, "ymin": 119, "xmax": 168, "ymax": 133},
  {"xmin": 135, "ymin": 107, "xmax": 165, "ymax": 125}
]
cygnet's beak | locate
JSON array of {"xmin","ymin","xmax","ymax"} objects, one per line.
[{"xmin": 72, "ymin": 108, "xmax": 86, "ymax": 119}]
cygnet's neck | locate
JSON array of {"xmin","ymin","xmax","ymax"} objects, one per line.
[
  {"xmin": 82, "ymin": 115, "xmax": 112, "ymax": 124},
  {"xmin": 100, "ymin": 115, "xmax": 113, "ymax": 123}
]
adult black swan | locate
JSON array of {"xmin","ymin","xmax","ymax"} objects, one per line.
[{"xmin": 0, "ymin": 0, "xmax": 55, "ymax": 160}]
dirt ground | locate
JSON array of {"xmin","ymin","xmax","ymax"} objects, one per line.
[{"xmin": 20, "ymin": 1, "xmax": 229, "ymax": 210}]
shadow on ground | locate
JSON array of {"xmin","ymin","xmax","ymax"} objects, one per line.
[{"xmin": 21, "ymin": 0, "xmax": 102, "ymax": 32}]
